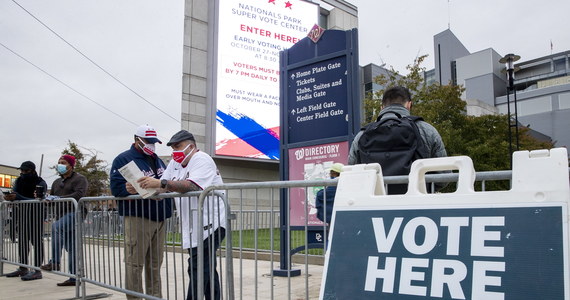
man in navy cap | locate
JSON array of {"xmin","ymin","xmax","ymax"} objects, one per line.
[{"xmin": 4, "ymin": 161, "xmax": 47, "ymax": 281}]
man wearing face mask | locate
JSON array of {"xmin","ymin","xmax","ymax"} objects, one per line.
[
  {"xmin": 4, "ymin": 161, "xmax": 47, "ymax": 281},
  {"xmin": 110, "ymin": 124, "xmax": 172, "ymax": 299},
  {"xmin": 133, "ymin": 130, "xmax": 225, "ymax": 300},
  {"xmin": 40, "ymin": 154, "xmax": 88, "ymax": 287}
]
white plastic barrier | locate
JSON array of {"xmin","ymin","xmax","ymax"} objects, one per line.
[{"xmin": 321, "ymin": 148, "xmax": 570, "ymax": 300}]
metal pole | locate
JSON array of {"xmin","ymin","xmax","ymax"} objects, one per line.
[
  {"xmin": 506, "ymin": 86, "xmax": 513, "ymax": 168},
  {"xmin": 39, "ymin": 154, "xmax": 44, "ymax": 177},
  {"xmin": 513, "ymin": 88, "xmax": 520, "ymax": 150}
]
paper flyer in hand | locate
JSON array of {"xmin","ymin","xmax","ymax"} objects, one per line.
[{"xmin": 118, "ymin": 161, "xmax": 158, "ymax": 199}]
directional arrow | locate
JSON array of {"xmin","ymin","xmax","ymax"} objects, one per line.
[
  {"xmin": 290, "ymin": 73, "xmax": 296, "ymax": 80},
  {"xmin": 291, "ymin": 109, "xmax": 296, "ymax": 115}
]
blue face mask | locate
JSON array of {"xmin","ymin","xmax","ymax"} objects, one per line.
[{"xmin": 57, "ymin": 164, "xmax": 68, "ymax": 174}]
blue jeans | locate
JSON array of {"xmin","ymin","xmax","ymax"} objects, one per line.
[
  {"xmin": 51, "ymin": 212, "xmax": 76, "ymax": 274},
  {"xmin": 187, "ymin": 228, "xmax": 226, "ymax": 300}
]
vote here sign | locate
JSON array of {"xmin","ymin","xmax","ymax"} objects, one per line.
[{"xmin": 322, "ymin": 204, "xmax": 568, "ymax": 300}]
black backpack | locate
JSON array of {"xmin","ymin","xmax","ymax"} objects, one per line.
[{"xmin": 357, "ymin": 112, "xmax": 429, "ymax": 194}]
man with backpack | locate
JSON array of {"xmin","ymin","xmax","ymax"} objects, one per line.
[{"xmin": 348, "ymin": 86, "xmax": 447, "ymax": 194}]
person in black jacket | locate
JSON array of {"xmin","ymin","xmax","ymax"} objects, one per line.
[
  {"xmin": 109, "ymin": 124, "xmax": 173, "ymax": 299},
  {"xmin": 4, "ymin": 161, "xmax": 47, "ymax": 281}
]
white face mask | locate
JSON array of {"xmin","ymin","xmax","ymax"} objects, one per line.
[{"xmin": 137, "ymin": 137, "xmax": 155, "ymax": 156}]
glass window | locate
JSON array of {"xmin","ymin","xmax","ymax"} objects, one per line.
[
  {"xmin": 554, "ymin": 58, "xmax": 566, "ymax": 72},
  {"xmin": 319, "ymin": 12, "xmax": 328, "ymax": 29},
  {"xmin": 451, "ymin": 61, "xmax": 457, "ymax": 86}
]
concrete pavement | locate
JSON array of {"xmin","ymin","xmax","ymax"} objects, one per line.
[{"xmin": 0, "ymin": 256, "xmax": 324, "ymax": 300}]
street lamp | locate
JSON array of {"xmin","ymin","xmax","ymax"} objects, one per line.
[{"xmin": 500, "ymin": 53, "xmax": 521, "ymax": 166}]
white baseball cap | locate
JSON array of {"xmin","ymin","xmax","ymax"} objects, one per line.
[
  {"xmin": 330, "ymin": 163, "xmax": 344, "ymax": 174},
  {"xmin": 135, "ymin": 124, "xmax": 162, "ymax": 144}
]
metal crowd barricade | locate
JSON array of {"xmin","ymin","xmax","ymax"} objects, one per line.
[
  {"xmin": 76, "ymin": 190, "xmax": 233, "ymax": 300},
  {"xmin": 78, "ymin": 192, "xmax": 191, "ymax": 300},
  {"xmin": 0, "ymin": 197, "xmax": 82, "ymax": 298}
]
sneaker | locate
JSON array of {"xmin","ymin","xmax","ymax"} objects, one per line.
[
  {"xmin": 4, "ymin": 268, "xmax": 28, "ymax": 277},
  {"xmin": 40, "ymin": 262, "xmax": 60, "ymax": 271},
  {"xmin": 57, "ymin": 278, "xmax": 79, "ymax": 287},
  {"xmin": 21, "ymin": 270, "xmax": 42, "ymax": 281}
]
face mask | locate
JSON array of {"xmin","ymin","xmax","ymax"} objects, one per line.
[
  {"xmin": 57, "ymin": 164, "xmax": 68, "ymax": 174},
  {"xmin": 172, "ymin": 144, "xmax": 195, "ymax": 164},
  {"xmin": 137, "ymin": 137, "xmax": 155, "ymax": 156}
]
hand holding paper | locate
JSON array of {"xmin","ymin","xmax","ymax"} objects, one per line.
[{"xmin": 118, "ymin": 161, "xmax": 158, "ymax": 199}]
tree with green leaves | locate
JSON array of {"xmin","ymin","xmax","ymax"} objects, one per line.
[
  {"xmin": 59, "ymin": 141, "xmax": 109, "ymax": 196},
  {"xmin": 364, "ymin": 55, "xmax": 554, "ymax": 175}
]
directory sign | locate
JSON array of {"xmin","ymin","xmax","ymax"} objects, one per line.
[
  {"xmin": 287, "ymin": 141, "xmax": 349, "ymax": 226},
  {"xmin": 287, "ymin": 56, "xmax": 349, "ymax": 143},
  {"xmin": 214, "ymin": 0, "xmax": 319, "ymax": 160}
]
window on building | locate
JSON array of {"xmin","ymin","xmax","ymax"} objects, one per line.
[
  {"xmin": 554, "ymin": 58, "xmax": 566, "ymax": 72},
  {"xmin": 451, "ymin": 61, "xmax": 457, "ymax": 86},
  {"xmin": 364, "ymin": 82, "xmax": 373, "ymax": 94},
  {"xmin": 319, "ymin": 8, "xmax": 328, "ymax": 29}
]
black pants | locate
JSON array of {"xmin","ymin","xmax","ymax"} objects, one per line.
[
  {"xmin": 17, "ymin": 203, "xmax": 44, "ymax": 267},
  {"xmin": 187, "ymin": 228, "xmax": 226, "ymax": 300}
]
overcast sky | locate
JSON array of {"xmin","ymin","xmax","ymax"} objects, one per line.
[
  {"xmin": 1, "ymin": 0, "xmax": 569, "ymax": 187},
  {"xmin": 0, "ymin": 0, "xmax": 185, "ymax": 186},
  {"xmin": 351, "ymin": 0, "xmax": 570, "ymax": 72}
]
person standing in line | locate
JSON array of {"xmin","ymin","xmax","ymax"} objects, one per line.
[
  {"xmin": 348, "ymin": 86, "xmax": 447, "ymax": 194},
  {"xmin": 4, "ymin": 161, "xmax": 47, "ymax": 281},
  {"xmin": 110, "ymin": 124, "xmax": 173, "ymax": 299},
  {"xmin": 131, "ymin": 130, "xmax": 226, "ymax": 300},
  {"xmin": 315, "ymin": 162, "xmax": 344, "ymax": 224},
  {"xmin": 40, "ymin": 155, "xmax": 88, "ymax": 287}
]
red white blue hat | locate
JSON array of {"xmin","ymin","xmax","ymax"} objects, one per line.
[{"xmin": 135, "ymin": 124, "xmax": 162, "ymax": 144}]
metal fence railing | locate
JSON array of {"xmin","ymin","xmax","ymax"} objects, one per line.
[
  {"xmin": 0, "ymin": 198, "xmax": 82, "ymax": 298},
  {"xmin": 1, "ymin": 170, "xmax": 536, "ymax": 299}
]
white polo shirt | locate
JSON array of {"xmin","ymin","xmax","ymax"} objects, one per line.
[{"xmin": 161, "ymin": 151, "xmax": 225, "ymax": 249}]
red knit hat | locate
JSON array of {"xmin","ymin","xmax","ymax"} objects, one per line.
[{"xmin": 61, "ymin": 155, "xmax": 76, "ymax": 168}]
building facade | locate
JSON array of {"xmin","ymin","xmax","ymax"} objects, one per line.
[
  {"xmin": 434, "ymin": 29, "xmax": 570, "ymax": 149},
  {"xmin": 0, "ymin": 164, "xmax": 19, "ymax": 193}
]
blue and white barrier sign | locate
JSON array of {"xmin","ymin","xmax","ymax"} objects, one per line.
[{"xmin": 321, "ymin": 149, "xmax": 570, "ymax": 300}]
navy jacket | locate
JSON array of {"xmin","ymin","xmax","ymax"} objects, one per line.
[
  {"xmin": 315, "ymin": 185, "xmax": 337, "ymax": 224},
  {"xmin": 110, "ymin": 145, "xmax": 173, "ymax": 221}
]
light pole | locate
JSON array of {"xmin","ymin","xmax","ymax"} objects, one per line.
[{"xmin": 500, "ymin": 53, "xmax": 520, "ymax": 166}]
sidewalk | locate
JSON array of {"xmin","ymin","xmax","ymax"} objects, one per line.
[
  {"xmin": 0, "ymin": 271, "xmax": 121, "ymax": 300},
  {"xmin": 0, "ymin": 257, "xmax": 324, "ymax": 300}
]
